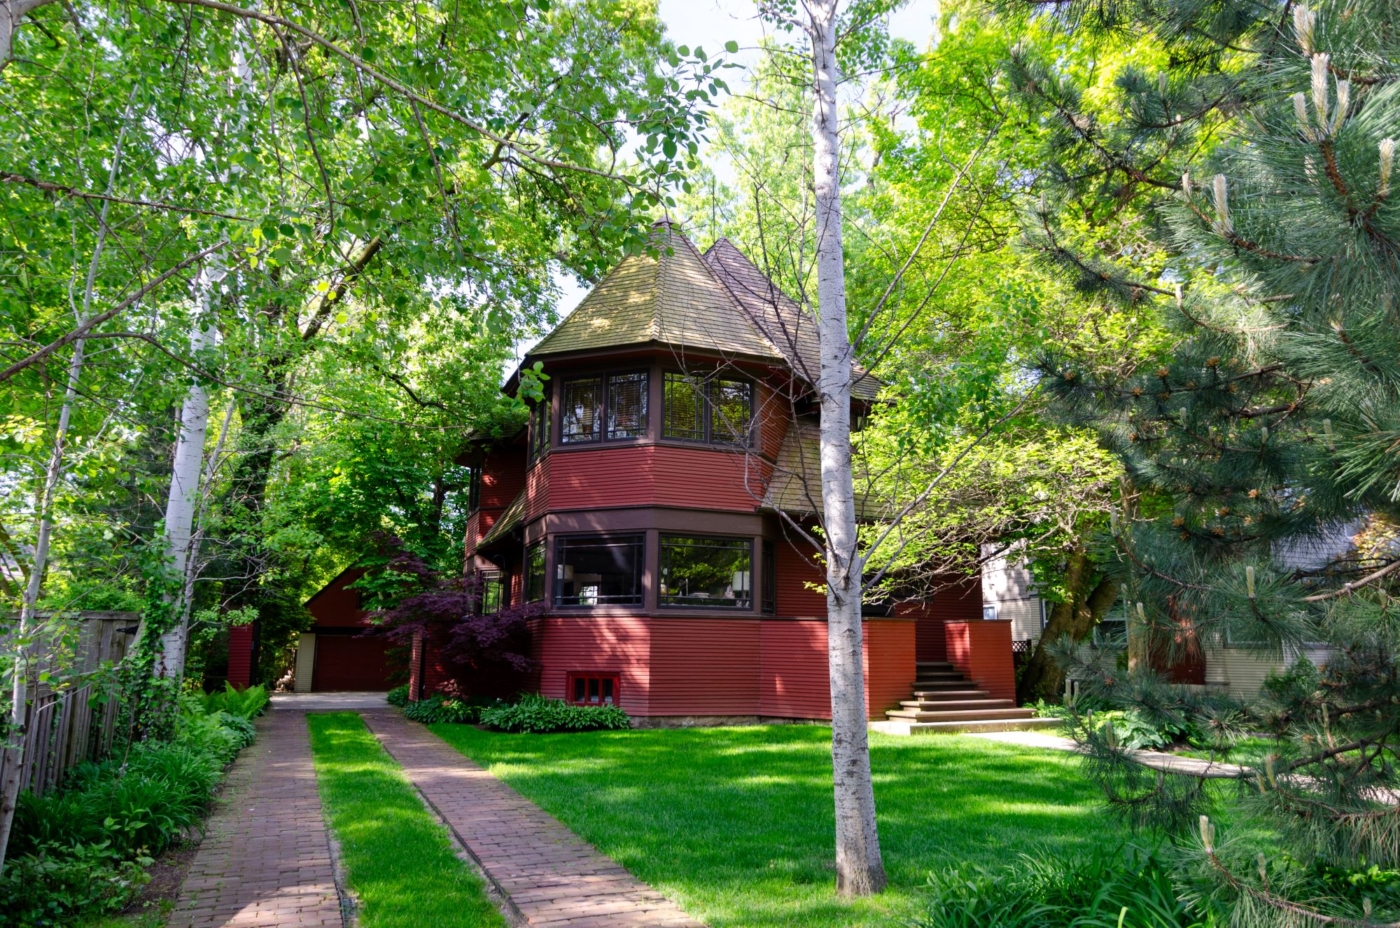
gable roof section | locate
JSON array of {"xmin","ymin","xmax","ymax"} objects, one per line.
[
  {"xmin": 528, "ymin": 223, "xmax": 783, "ymax": 362},
  {"xmin": 701, "ymin": 239, "xmax": 881, "ymax": 402},
  {"xmin": 476, "ymin": 487, "xmax": 528, "ymax": 550},
  {"xmin": 763, "ymin": 417, "xmax": 885, "ymax": 519}
]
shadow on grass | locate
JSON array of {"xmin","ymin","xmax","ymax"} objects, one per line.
[
  {"xmin": 429, "ymin": 724, "xmax": 1127, "ymax": 928},
  {"xmin": 307, "ymin": 713, "xmax": 505, "ymax": 928}
]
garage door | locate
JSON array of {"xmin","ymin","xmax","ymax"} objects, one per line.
[{"xmin": 312, "ymin": 635, "xmax": 392, "ymax": 691}]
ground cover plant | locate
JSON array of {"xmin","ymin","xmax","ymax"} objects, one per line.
[
  {"xmin": 477, "ymin": 694, "xmax": 629, "ymax": 733},
  {"xmin": 401, "ymin": 692, "xmax": 504, "ymax": 725},
  {"xmin": 432, "ymin": 724, "xmax": 1132, "ymax": 928},
  {"xmin": 306, "ymin": 713, "xmax": 506, "ymax": 928},
  {"xmin": 0, "ymin": 699, "xmax": 255, "ymax": 926}
]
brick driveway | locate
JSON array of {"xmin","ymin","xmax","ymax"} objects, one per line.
[{"xmin": 168, "ymin": 710, "xmax": 343, "ymax": 928}]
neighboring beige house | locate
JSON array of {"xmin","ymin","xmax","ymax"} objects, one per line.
[{"xmin": 981, "ymin": 546, "xmax": 1046, "ymax": 645}]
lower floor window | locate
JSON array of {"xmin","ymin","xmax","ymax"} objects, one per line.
[
  {"xmin": 568, "ymin": 672, "xmax": 619, "ymax": 706},
  {"xmin": 659, "ymin": 535, "xmax": 752, "ymax": 608},
  {"xmin": 555, "ymin": 534, "xmax": 644, "ymax": 606}
]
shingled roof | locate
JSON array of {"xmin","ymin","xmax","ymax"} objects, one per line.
[
  {"xmin": 701, "ymin": 239, "xmax": 881, "ymax": 402},
  {"xmin": 528, "ymin": 222, "xmax": 783, "ymax": 362},
  {"xmin": 526, "ymin": 223, "xmax": 882, "ymax": 402}
]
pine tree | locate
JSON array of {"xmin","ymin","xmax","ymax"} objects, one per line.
[{"xmin": 1002, "ymin": 0, "xmax": 1400, "ymax": 921}]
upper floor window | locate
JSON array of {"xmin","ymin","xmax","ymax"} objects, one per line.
[
  {"xmin": 478, "ymin": 569, "xmax": 505, "ymax": 614},
  {"xmin": 467, "ymin": 468, "xmax": 482, "ymax": 512},
  {"xmin": 525, "ymin": 542, "xmax": 546, "ymax": 602},
  {"xmin": 528, "ymin": 398, "xmax": 550, "ymax": 462},
  {"xmin": 663, "ymin": 373, "xmax": 752, "ymax": 446},
  {"xmin": 561, "ymin": 373, "xmax": 649, "ymax": 444},
  {"xmin": 659, "ymin": 535, "xmax": 752, "ymax": 609},
  {"xmin": 555, "ymin": 534, "xmax": 644, "ymax": 606}
]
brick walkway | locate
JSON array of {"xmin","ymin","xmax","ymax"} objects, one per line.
[
  {"xmin": 362, "ymin": 711, "xmax": 706, "ymax": 928},
  {"xmin": 168, "ymin": 710, "xmax": 343, "ymax": 928}
]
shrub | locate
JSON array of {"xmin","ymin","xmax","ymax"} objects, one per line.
[
  {"xmin": 386, "ymin": 684, "xmax": 411, "ymax": 707},
  {"xmin": 920, "ymin": 849, "xmax": 1205, "ymax": 928},
  {"xmin": 478, "ymin": 693, "xmax": 630, "ymax": 734},
  {"xmin": 200, "ymin": 682, "xmax": 269, "ymax": 719},
  {"xmin": 402, "ymin": 693, "xmax": 503, "ymax": 725},
  {"xmin": 0, "ymin": 702, "xmax": 255, "ymax": 925}
]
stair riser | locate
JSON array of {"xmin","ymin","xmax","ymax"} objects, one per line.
[
  {"xmin": 912, "ymin": 691, "xmax": 990, "ymax": 700},
  {"xmin": 899, "ymin": 700, "xmax": 1012, "ymax": 711},
  {"xmin": 882, "ymin": 718, "xmax": 1063, "ymax": 735},
  {"xmin": 886, "ymin": 709, "xmax": 1035, "ymax": 722}
]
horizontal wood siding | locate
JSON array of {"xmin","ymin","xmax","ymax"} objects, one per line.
[
  {"xmin": 307, "ymin": 570, "xmax": 367, "ymax": 627},
  {"xmin": 545, "ymin": 445, "xmax": 764, "ymax": 513},
  {"xmin": 775, "ymin": 538, "xmax": 826, "ymax": 618},
  {"xmin": 863, "ymin": 620, "xmax": 915, "ymax": 717},
  {"xmin": 648, "ymin": 619, "xmax": 761, "ymax": 716},
  {"xmin": 482, "ymin": 447, "xmax": 527, "ymax": 509},
  {"xmin": 525, "ymin": 456, "xmax": 551, "ymax": 522},
  {"xmin": 756, "ymin": 383, "xmax": 790, "ymax": 461},
  {"xmin": 758, "ymin": 619, "xmax": 829, "ymax": 719},
  {"xmin": 944, "ymin": 620, "xmax": 1015, "ymax": 702},
  {"xmin": 533, "ymin": 616, "xmax": 652, "ymax": 715},
  {"xmin": 903, "ymin": 575, "xmax": 982, "ymax": 662}
]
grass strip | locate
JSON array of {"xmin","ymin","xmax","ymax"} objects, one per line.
[
  {"xmin": 307, "ymin": 712, "xmax": 506, "ymax": 928},
  {"xmin": 432, "ymin": 724, "xmax": 1130, "ymax": 928}
]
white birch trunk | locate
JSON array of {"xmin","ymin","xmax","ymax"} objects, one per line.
[
  {"xmin": 808, "ymin": 0, "xmax": 887, "ymax": 897},
  {"xmin": 156, "ymin": 269, "xmax": 220, "ymax": 680}
]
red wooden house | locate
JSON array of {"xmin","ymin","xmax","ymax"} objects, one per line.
[{"xmin": 409, "ymin": 223, "xmax": 1038, "ymax": 730}]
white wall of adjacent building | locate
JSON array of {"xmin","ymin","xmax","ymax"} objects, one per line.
[{"xmin": 981, "ymin": 545, "xmax": 1046, "ymax": 644}]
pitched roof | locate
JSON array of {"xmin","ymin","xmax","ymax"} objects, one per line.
[
  {"xmin": 701, "ymin": 239, "xmax": 881, "ymax": 402},
  {"xmin": 528, "ymin": 223, "xmax": 783, "ymax": 362},
  {"xmin": 477, "ymin": 488, "xmax": 527, "ymax": 550},
  {"xmin": 763, "ymin": 417, "xmax": 885, "ymax": 519}
]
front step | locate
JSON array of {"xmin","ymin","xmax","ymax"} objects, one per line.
[
  {"xmin": 872, "ymin": 717, "xmax": 1063, "ymax": 736},
  {"xmin": 886, "ymin": 707, "xmax": 1035, "ymax": 722},
  {"xmin": 899, "ymin": 699, "xmax": 1013, "ymax": 711},
  {"xmin": 881, "ymin": 662, "xmax": 1051, "ymax": 735}
]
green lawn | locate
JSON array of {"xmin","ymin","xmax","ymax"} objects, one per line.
[
  {"xmin": 431, "ymin": 724, "xmax": 1131, "ymax": 928},
  {"xmin": 307, "ymin": 713, "xmax": 506, "ymax": 928}
]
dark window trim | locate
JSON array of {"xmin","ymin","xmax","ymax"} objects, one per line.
[
  {"xmin": 566, "ymin": 671, "xmax": 620, "ymax": 706},
  {"xmin": 762, "ymin": 540, "xmax": 776, "ymax": 615},
  {"xmin": 527, "ymin": 388, "xmax": 551, "ymax": 464},
  {"xmin": 553, "ymin": 532, "xmax": 646, "ymax": 608},
  {"xmin": 661, "ymin": 371, "xmax": 754, "ymax": 447},
  {"xmin": 525, "ymin": 542, "xmax": 546, "ymax": 603},
  {"xmin": 558, "ymin": 370, "xmax": 650, "ymax": 446},
  {"xmin": 478, "ymin": 569, "xmax": 506, "ymax": 615},
  {"xmin": 657, "ymin": 533, "xmax": 755, "ymax": 611},
  {"xmin": 467, "ymin": 467, "xmax": 482, "ymax": 513}
]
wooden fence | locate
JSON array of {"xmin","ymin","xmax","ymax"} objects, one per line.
[{"xmin": 0, "ymin": 611, "xmax": 136, "ymax": 797}]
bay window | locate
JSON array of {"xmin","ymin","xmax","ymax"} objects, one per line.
[
  {"xmin": 554, "ymin": 535, "xmax": 644, "ymax": 606},
  {"xmin": 525, "ymin": 542, "xmax": 546, "ymax": 602},
  {"xmin": 561, "ymin": 372, "xmax": 649, "ymax": 443},
  {"xmin": 659, "ymin": 535, "xmax": 752, "ymax": 609},
  {"xmin": 662, "ymin": 372, "xmax": 752, "ymax": 445},
  {"xmin": 561, "ymin": 377, "xmax": 602, "ymax": 443},
  {"xmin": 606, "ymin": 372, "xmax": 648, "ymax": 439}
]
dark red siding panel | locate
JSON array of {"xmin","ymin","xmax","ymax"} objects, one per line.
[
  {"xmin": 652, "ymin": 446, "xmax": 764, "ymax": 512},
  {"xmin": 902, "ymin": 575, "xmax": 981, "ymax": 662},
  {"xmin": 545, "ymin": 446, "xmax": 765, "ymax": 513},
  {"xmin": 548, "ymin": 446, "xmax": 655, "ymax": 510},
  {"xmin": 533, "ymin": 616, "xmax": 652, "ymax": 715},
  {"xmin": 863, "ymin": 620, "xmax": 915, "ymax": 717},
  {"xmin": 307, "ymin": 570, "xmax": 367, "ymax": 627},
  {"xmin": 525, "ymin": 456, "xmax": 551, "ymax": 522},
  {"xmin": 481, "ymin": 447, "xmax": 527, "ymax": 510},
  {"xmin": 944, "ymin": 620, "xmax": 1015, "ymax": 702},
  {"xmin": 227, "ymin": 623, "xmax": 254, "ymax": 689},
  {"xmin": 648, "ymin": 619, "xmax": 761, "ymax": 716},
  {"xmin": 775, "ymin": 538, "xmax": 827, "ymax": 618},
  {"xmin": 759, "ymin": 619, "xmax": 829, "ymax": 719}
]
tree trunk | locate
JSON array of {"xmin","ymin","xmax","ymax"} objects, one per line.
[
  {"xmin": 0, "ymin": 129, "xmax": 124, "ymax": 873},
  {"xmin": 156, "ymin": 268, "xmax": 220, "ymax": 680},
  {"xmin": 809, "ymin": 0, "xmax": 886, "ymax": 897},
  {"xmin": 1016, "ymin": 549, "xmax": 1118, "ymax": 704}
]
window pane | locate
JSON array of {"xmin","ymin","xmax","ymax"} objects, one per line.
[
  {"xmin": 607, "ymin": 372, "xmax": 648, "ymax": 440},
  {"xmin": 663, "ymin": 373, "xmax": 705, "ymax": 440},
  {"xmin": 762, "ymin": 541, "xmax": 776, "ymax": 615},
  {"xmin": 531, "ymin": 398, "xmax": 550, "ymax": 458},
  {"xmin": 561, "ymin": 377, "xmax": 602, "ymax": 443},
  {"xmin": 659, "ymin": 536, "xmax": 752, "ymax": 609},
  {"xmin": 480, "ymin": 570, "xmax": 504, "ymax": 614},
  {"xmin": 525, "ymin": 543, "xmax": 546, "ymax": 602},
  {"xmin": 555, "ymin": 535, "xmax": 644, "ymax": 606},
  {"xmin": 573, "ymin": 677, "xmax": 586, "ymax": 702},
  {"xmin": 710, "ymin": 379, "xmax": 751, "ymax": 445}
]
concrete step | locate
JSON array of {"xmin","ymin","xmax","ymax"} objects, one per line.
[
  {"xmin": 911, "ymin": 689, "xmax": 991, "ymax": 700},
  {"xmin": 914, "ymin": 672, "xmax": 966, "ymax": 682},
  {"xmin": 898, "ymin": 699, "xmax": 1014, "ymax": 711},
  {"xmin": 871, "ymin": 717, "xmax": 1063, "ymax": 736},
  {"xmin": 885, "ymin": 707, "xmax": 1036, "ymax": 722},
  {"xmin": 916, "ymin": 661, "xmax": 955, "ymax": 670},
  {"xmin": 912, "ymin": 680, "xmax": 978, "ymax": 690}
]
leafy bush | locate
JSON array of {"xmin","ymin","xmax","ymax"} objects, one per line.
[
  {"xmin": 478, "ymin": 693, "xmax": 630, "ymax": 734},
  {"xmin": 0, "ymin": 841, "xmax": 149, "ymax": 927},
  {"xmin": 402, "ymin": 693, "xmax": 503, "ymax": 724},
  {"xmin": 1032, "ymin": 700, "xmax": 1200, "ymax": 751},
  {"xmin": 386, "ymin": 684, "xmax": 411, "ymax": 707},
  {"xmin": 199, "ymin": 682, "xmax": 269, "ymax": 719},
  {"xmin": 0, "ymin": 702, "xmax": 254, "ymax": 925},
  {"xmin": 921, "ymin": 849, "xmax": 1208, "ymax": 928}
]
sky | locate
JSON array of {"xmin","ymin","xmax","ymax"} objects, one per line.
[{"xmin": 507, "ymin": 0, "xmax": 942, "ymax": 370}]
